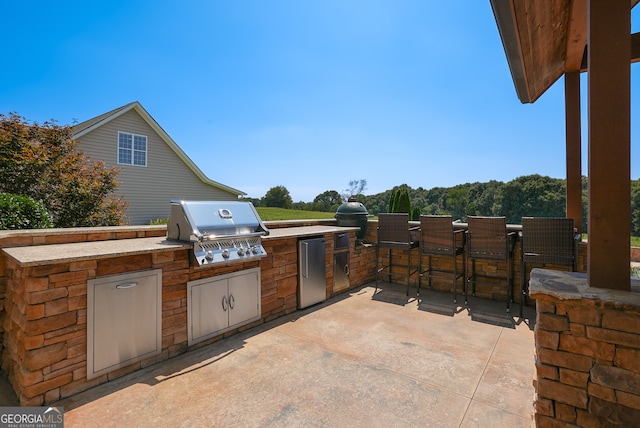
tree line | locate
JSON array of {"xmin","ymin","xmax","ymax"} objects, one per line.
[
  {"xmin": 253, "ymin": 174, "xmax": 640, "ymax": 233},
  {"xmin": 5, "ymin": 109, "xmax": 638, "ymax": 234}
]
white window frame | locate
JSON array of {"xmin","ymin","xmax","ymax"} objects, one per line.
[{"xmin": 117, "ymin": 131, "xmax": 147, "ymax": 167}]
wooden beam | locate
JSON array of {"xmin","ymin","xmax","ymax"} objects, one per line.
[
  {"xmin": 565, "ymin": 0, "xmax": 587, "ymax": 72},
  {"xmin": 564, "ymin": 72, "xmax": 582, "ymax": 234},
  {"xmin": 579, "ymin": 32, "xmax": 640, "ymax": 70},
  {"xmin": 587, "ymin": 0, "xmax": 631, "ymax": 291},
  {"xmin": 632, "ymin": 32, "xmax": 640, "ymax": 63}
]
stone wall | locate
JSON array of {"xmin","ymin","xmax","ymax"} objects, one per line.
[
  {"xmin": 530, "ymin": 269, "xmax": 640, "ymax": 426},
  {"xmin": 0, "ymin": 222, "xmax": 375, "ymax": 405},
  {"xmin": 0, "ymin": 226, "xmax": 166, "ymax": 388}
]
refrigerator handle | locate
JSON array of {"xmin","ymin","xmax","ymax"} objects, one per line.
[{"xmin": 302, "ymin": 242, "xmax": 308, "ymax": 278}]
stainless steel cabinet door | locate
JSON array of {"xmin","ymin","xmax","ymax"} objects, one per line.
[
  {"xmin": 334, "ymin": 252, "xmax": 350, "ymax": 293},
  {"xmin": 88, "ymin": 269, "xmax": 162, "ymax": 379},
  {"xmin": 190, "ymin": 277, "xmax": 228, "ymax": 340},
  {"xmin": 188, "ymin": 268, "xmax": 262, "ymax": 345},
  {"xmin": 228, "ymin": 269, "xmax": 260, "ymax": 328}
]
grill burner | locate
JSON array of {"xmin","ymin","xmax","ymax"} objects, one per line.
[{"xmin": 167, "ymin": 200, "xmax": 269, "ymax": 266}]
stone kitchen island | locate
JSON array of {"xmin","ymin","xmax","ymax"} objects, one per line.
[{"xmin": 0, "ymin": 221, "xmax": 374, "ymax": 405}]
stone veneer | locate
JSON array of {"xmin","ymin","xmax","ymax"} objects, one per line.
[
  {"xmin": 0, "ymin": 218, "xmax": 598, "ymax": 409},
  {"xmin": 0, "ymin": 226, "xmax": 167, "ymax": 380},
  {"xmin": 0, "ymin": 221, "xmax": 376, "ymax": 405},
  {"xmin": 530, "ymin": 269, "xmax": 640, "ymax": 427}
]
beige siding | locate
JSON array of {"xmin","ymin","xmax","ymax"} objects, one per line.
[{"xmin": 76, "ymin": 110, "xmax": 238, "ymax": 224}]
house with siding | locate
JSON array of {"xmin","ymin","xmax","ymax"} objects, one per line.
[{"xmin": 72, "ymin": 101, "xmax": 244, "ymax": 225}]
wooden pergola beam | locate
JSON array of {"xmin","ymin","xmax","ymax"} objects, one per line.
[
  {"xmin": 491, "ymin": 0, "xmax": 635, "ymax": 291},
  {"xmin": 580, "ymin": 32, "xmax": 640, "ymax": 70},
  {"xmin": 566, "ymin": 0, "xmax": 587, "ymax": 72},
  {"xmin": 587, "ymin": 0, "xmax": 631, "ymax": 291},
  {"xmin": 564, "ymin": 72, "xmax": 582, "ymax": 235}
]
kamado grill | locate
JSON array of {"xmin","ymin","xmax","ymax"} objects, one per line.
[{"xmin": 167, "ymin": 200, "xmax": 269, "ymax": 266}]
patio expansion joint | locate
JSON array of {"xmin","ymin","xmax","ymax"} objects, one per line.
[{"xmin": 460, "ymin": 327, "xmax": 507, "ymax": 419}]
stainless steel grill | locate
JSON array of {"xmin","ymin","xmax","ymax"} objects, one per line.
[{"xmin": 167, "ymin": 200, "xmax": 269, "ymax": 266}]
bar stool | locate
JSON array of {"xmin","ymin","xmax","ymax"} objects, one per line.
[
  {"xmin": 418, "ymin": 215, "xmax": 466, "ymax": 304},
  {"xmin": 466, "ymin": 216, "xmax": 517, "ymax": 312},
  {"xmin": 375, "ymin": 213, "xmax": 420, "ymax": 296},
  {"xmin": 520, "ymin": 217, "xmax": 579, "ymax": 318}
]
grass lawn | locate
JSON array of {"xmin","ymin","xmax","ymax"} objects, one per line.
[
  {"xmin": 582, "ymin": 234, "xmax": 640, "ymax": 247},
  {"xmin": 256, "ymin": 207, "xmax": 336, "ymax": 221}
]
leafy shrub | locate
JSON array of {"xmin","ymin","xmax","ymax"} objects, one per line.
[
  {"xmin": 0, "ymin": 113, "xmax": 126, "ymax": 227},
  {"xmin": 0, "ymin": 193, "xmax": 53, "ymax": 230},
  {"xmin": 411, "ymin": 206, "xmax": 421, "ymax": 221},
  {"xmin": 147, "ymin": 218, "xmax": 168, "ymax": 225}
]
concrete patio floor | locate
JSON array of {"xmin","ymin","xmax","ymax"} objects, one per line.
[{"xmin": 7, "ymin": 282, "xmax": 536, "ymax": 427}]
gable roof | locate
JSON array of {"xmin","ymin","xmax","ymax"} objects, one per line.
[{"xmin": 72, "ymin": 101, "xmax": 245, "ymax": 196}]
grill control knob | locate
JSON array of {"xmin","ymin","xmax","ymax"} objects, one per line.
[
  {"xmin": 251, "ymin": 246, "xmax": 260, "ymax": 254},
  {"xmin": 205, "ymin": 251, "xmax": 214, "ymax": 261},
  {"xmin": 222, "ymin": 249, "xmax": 230, "ymax": 258},
  {"xmin": 237, "ymin": 247, "xmax": 245, "ymax": 256}
]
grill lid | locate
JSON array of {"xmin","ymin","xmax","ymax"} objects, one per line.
[
  {"xmin": 167, "ymin": 200, "xmax": 269, "ymax": 242},
  {"xmin": 335, "ymin": 197, "xmax": 368, "ymax": 216}
]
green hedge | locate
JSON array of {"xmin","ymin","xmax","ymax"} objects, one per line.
[{"xmin": 0, "ymin": 193, "xmax": 53, "ymax": 230}]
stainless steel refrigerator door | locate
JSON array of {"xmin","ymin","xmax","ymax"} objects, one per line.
[{"xmin": 298, "ymin": 237, "xmax": 326, "ymax": 308}]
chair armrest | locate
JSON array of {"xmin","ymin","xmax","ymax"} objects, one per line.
[{"xmin": 453, "ymin": 228, "xmax": 466, "ymax": 246}]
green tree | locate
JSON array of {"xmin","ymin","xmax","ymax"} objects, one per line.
[
  {"xmin": 312, "ymin": 190, "xmax": 342, "ymax": 212},
  {"xmin": 631, "ymin": 179, "xmax": 640, "ymax": 235},
  {"xmin": 499, "ymin": 174, "xmax": 566, "ymax": 223},
  {"xmin": 469, "ymin": 181, "xmax": 503, "ymax": 217},
  {"xmin": 388, "ymin": 186, "xmax": 411, "ymax": 213},
  {"xmin": 387, "ymin": 189, "xmax": 396, "ymax": 213},
  {"xmin": 396, "ymin": 187, "xmax": 411, "ymax": 213},
  {"xmin": 445, "ymin": 186, "xmax": 469, "ymax": 220},
  {"xmin": 0, "ymin": 113, "xmax": 126, "ymax": 227},
  {"xmin": 262, "ymin": 185, "xmax": 293, "ymax": 208},
  {"xmin": 411, "ymin": 206, "xmax": 421, "ymax": 221}
]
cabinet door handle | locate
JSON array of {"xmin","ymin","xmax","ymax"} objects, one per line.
[
  {"xmin": 116, "ymin": 282, "xmax": 138, "ymax": 289},
  {"xmin": 302, "ymin": 242, "xmax": 309, "ymax": 278},
  {"xmin": 229, "ymin": 294, "xmax": 235, "ymax": 310},
  {"xmin": 222, "ymin": 295, "xmax": 228, "ymax": 311},
  {"xmin": 344, "ymin": 264, "xmax": 350, "ymax": 276}
]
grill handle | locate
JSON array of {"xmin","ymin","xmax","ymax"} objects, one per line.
[{"xmin": 198, "ymin": 231, "xmax": 267, "ymax": 242}]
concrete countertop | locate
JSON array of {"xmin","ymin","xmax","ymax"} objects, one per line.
[
  {"xmin": 2, "ymin": 237, "xmax": 189, "ymax": 267},
  {"xmin": 2, "ymin": 225, "xmax": 360, "ymax": 266},
  {"xmin": 263, "ymin": 225, "xmax": 359, "ymax": 240}
]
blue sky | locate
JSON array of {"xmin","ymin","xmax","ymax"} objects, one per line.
[{"xmin": 2, "ymin": 1, "xmax": 639, "ymax": 202}]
